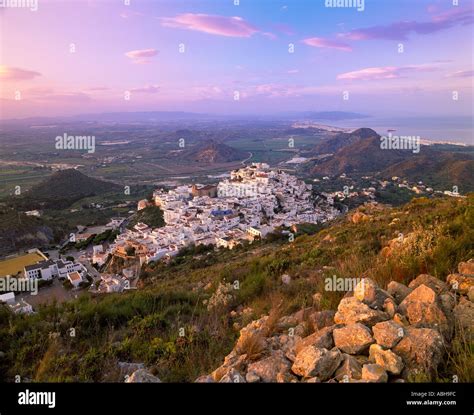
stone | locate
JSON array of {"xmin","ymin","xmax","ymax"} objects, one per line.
[
  {"xmin": 372, "ymin": 320, "xmax": 404, "ymax": 348},
  {"xmin": 245, "ymin": 371, "xmax": 260, "ymax": 383},
  {"xmin": 453, "ymin": 297, "xmax": 474, "ymax": 341},
  {"xmin": 351, "ymin": 211, "xmax": 370, "ymax": 224},
  {"xmin": 361, "ymin": 364, "xmax": 388, "ymax": 383},
  {"xmin": 308, "ymin": 310, "xmax": 336, "ymax": 330},
  {"xmin": 392, "ymin": 327, "xmax": 444, "ymax": 381},
  {"xmin": 393, "ymin": 313, "xmax": 409, "ymax": 326},
  {"xmin": 333, "ymin": 323, "xmax": 375, "ymax": 354},
  {"xmin": 334, "ymin": 297, "xmax": 390, "ymax": 326},
  {"xmin": 195, "ymin": 375, "xmax": 214, "ymax": 383},
  {"xmin": 281, "ymin": 274, "xmax": 291, "ymax": 285},
  {"xmin": 398, "ymin": 285, "xmax": 450, "ymax": 339},
  {"xmin": 219, "ymin": 368, "xmax": 246, "ymax": 383},
  {"xmin": 387, "ymin": 281, "xmax": 412, "ymax": 304},
  {"xmin": 408, "ymin": 274, "xmax": 447, "ymax": 294},
  {"xmin": 458, "ymin": 260, "xmax": 474, "ymax": 276},
  {"xmin": 447, "ymin": 274, "xmax": 474, "ymax": 295},
  {"xmin": 295, "ymin": 325, "xmax": 336, "ymax": 354},
  {"xmin": 354, "ymin": 278, "xmax": 393, "ymax": 310},
  {"xmin": 125, "ymin": 369, "xmax": 161, "ymax": 383},
  {"xmin": 291, "ymin": 346, "xmax": 342, "ymax": 380},
  {"xmin": 274, "ymin": 334, "xmax": 301, "ymax": 362},
  {"xmin": 369, "ymin": 344, "xmax": 404, "ymax": 375},
  {"xmin": 334, "ymin": 354, "xmax": 362, "ymax": 382},
  {"xmin": 246, "ymin": 350, "xmax": 291, "ymax": 383},
  {"xmin": 468, "ymin": 287, "xmax": 474, "ymax": 302},
  {"xmin": 383, "ymin": 297, "xmax": 397, "ymax": 318}
]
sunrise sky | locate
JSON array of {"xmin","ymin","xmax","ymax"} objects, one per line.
[{"xmin": 0, "ymin": 0, "xmax": 473, "ymax": 119}]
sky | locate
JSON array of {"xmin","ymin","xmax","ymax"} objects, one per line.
[{"xmin": 0, "ymin": 0, "xmax": 473, "ymax": 119}]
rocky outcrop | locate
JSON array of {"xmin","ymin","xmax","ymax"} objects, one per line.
[
  {"xmin": 125, "ymin": 369, "xmax": 161, "ymax": 383},
  {"xmin": 199, "ymin": 260, "xmax": 473, "ymax": 383}
]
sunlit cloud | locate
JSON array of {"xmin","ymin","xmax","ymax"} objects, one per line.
[
  {"xmin": 125, "ymin": 49, "xmax": 158, "ymax": 64},
  {"xmin": 302, "ymin": 37, "xmax": 352, "ymax": 51},
  {"xmin": 446, "ymin": 70, "xmax": 474, "ymax": 78},
  {"xmin": 160, "ymin": 13, "xmax": 260, "ymax": 38},
  {"xmin": 130, "ymin": 85, "xmax": 160, "ymax": 94},
  {"xmin": 337, "ymin": 65, "xmax": 438, "ymax": 81},
  {"xmin": 0, "ymin": 66, "xmax": 41, "ymax": 81}
]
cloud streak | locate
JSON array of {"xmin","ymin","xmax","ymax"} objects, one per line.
[
  {"xmin": 161, "ymin": 13, "xmax": 260, "ymax": 38},
  {"xmin": 302, "ymin": 37, "xmax": 352, "ymax": 51},
  {"xmin": 339, "ymin": 7, "xmax": 473, "ymax": 41},
  {"xmin": 337, "ymin": 65, "xmax": 438, "ymax": 81},
  {"xmin": 0, "ymin": 66, "xmax": 41, "ymax": 81},
  {"xmin": 125, "ymin": 49, "xmax": 158, "ymax": 64}
]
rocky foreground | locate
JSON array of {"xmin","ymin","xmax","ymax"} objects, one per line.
[{"xmin": 191, "ymin": 260, "xmax": 474, "ymax": 383}]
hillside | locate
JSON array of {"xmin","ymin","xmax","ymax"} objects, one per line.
[
  {"xmin": 310, "ymin": 128, "xmax": 474, "ymax": 192},
  {"xmin": 181, "ymin": 140, "xmax": 248, "ymax": 163},
  {"xmin": 26, "ymin": 169, "xmax": 121, "ymax": 200},
  {"xmin": 0, "ymin": 195, "xmax": 472, "ymax": 382}
]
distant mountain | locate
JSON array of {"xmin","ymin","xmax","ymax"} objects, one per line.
[
  {"xmin": 310, "ymin": 128, "xmax": 474, "ymax": 191},
  {"xmin": 312, "ymin": 128, "xmax": 377, "ymax": 155},
  {"xmin": 181, "ymin": 140, "xmax": 248, "ymax": 163},
  {"xmin": 26, "ymin": 169, "xmax": 121, "ymax": 200}
]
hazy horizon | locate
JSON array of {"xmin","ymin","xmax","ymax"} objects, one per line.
[{"xmin": 1, "ymin": 0, "xmax": 473, "ymax": 121}]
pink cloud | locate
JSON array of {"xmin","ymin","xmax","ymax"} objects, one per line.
[
  {"xmin": 302, "ymin": 37, "xmax": 352, "ymax": 51},
  {"xmin": 337, "ymin": 65, "xmax": 438, "ymax": 81},
  {"xmin": 161, "ymin": 13, "xmax": 259, "ymax": 38},
  {"xmin": 130, "ymin": 85, "xmax": 160, "ymax": 94},
  {"xmin": 0, "ymin": 66, "xmax": 41, "ymax": 81},
  {"xmin": 125, "ymin": 49, "xmax": 158, "ymax": 64},
  {"xmin": 339, "ymin": 7, "xmax": 473, "ymax": 41},
  {"xmin": 446, "ymin": 70, "xmax": 474, "ymax": 78},
  {"xmin": 34, "ymin": 92, "xmax": 92, "ymax": 103}
]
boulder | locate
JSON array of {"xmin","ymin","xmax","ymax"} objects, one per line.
[
  {"xmin": 125, "ymin": 369, "xmax": 161, "ymax": 383},
  {"xmin": 398, "ymin": 284, "xmax": 450, "ymax": 339},
  {"xmin": 291, "ymin": 346, "xmax": 342, "ymax": 380},
  {"xmin": 295, "ymin": 325, "xmax": 336, "ymax": 354},
  {"xmin": 369, "ymin": 344, "xmax": 404, "ymax": 375},
  {"xmin": 195, "ymin": 374, "xmax": 214, "ymax": 383},
  {"xmin": 383, "ymin": 297, "xmax": 397, "ymax": 318},
  {"xmin": 273, "ymin": 334, "xmax": 301, "ymax": 362},
  {"xmin": 392, "ymin": 313, "xmax": 409, "ymax": 326},
  {"xmin": 361, "ymin": 364, "xmax": 388, "ymax": 383},
  {"xmin": 333, "ymin": 323, "xmax": 375, "ymax": 354},
  {"xmin": 468, "ymin": 287, "xmax": 474, "ymax": 302},
  {"xmin": 246, "ymin": 350, "xmax": 291, "ymax": 383},
  {"xmin": 308, "ymin": 310, "xmax": 336, "ymax": 330},
  {"xmin": 458, "ymin": 259, "xmax": 474, "ymax": 276},
  {"xmin": 447, "ymin": 274, "xmax": 474, "ymax": 295},
  {"xmin": 453, "ymin": 297, "xmax": 474, "ymax": 341},
  {"xmin": 372, "ymin": 320, "xmax": 404, "ymax": 348},
  {"xmin": 354, "ymin": 278, "xmax": 394, "ymax": 310},
  {"xmin": 392, "ymin": 327, "xmax": 444, "ymax": 380},
  {"xmin": 334, "ymin": 354, "xmax": 362, "ymax": 382},
  {"xmin": 334, "ymin": 297, "xmax": 390, "ymax": 326},
  {"xmin": 219, "ymin": 368, "xmax": 246, "ymax": 383},
  {"xmin": 387, "ymin": 281, "xmax": 412, "ymax": 304},
  {"xmin": 408, "ymin": 274, "xmax": 448, "ymax": 294}
]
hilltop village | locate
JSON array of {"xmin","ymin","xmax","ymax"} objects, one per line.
[{"xmin": 118, "ymin": 163, "xmax": 339, "ymax": 260}]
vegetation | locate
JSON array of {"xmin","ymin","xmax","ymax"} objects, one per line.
[{"xmin": 0, "ymin": 195, "xmax": 472, "ymax": 382}]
